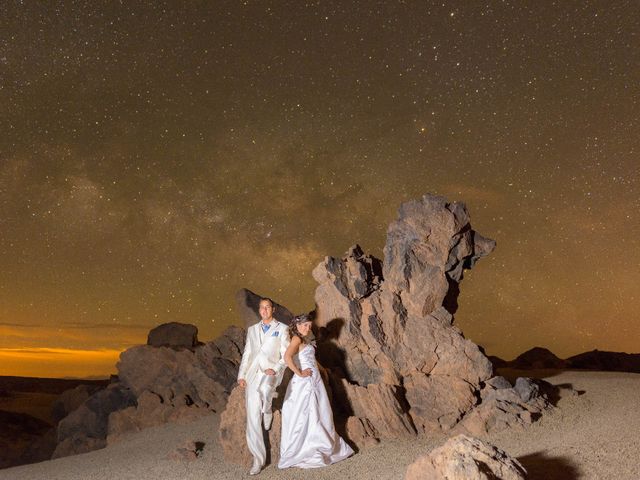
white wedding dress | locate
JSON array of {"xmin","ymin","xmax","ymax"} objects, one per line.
[{"xmin": 278, "ymin": 343, "xmax": 354, "ymax": 469}]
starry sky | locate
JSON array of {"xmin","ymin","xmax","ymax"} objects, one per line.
[{"xmin": 1, "ymin": 1, "xmax": 638, "ymax": 378}]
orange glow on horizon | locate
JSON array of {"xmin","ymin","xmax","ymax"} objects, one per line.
[{"xmin": 0, "ymin": 347, "xmax": 121, "ymax": 379}]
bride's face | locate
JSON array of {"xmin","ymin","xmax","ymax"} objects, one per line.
[{"xmin": 297, "ymin": 321, "xmax": 312, "ymax": 337}]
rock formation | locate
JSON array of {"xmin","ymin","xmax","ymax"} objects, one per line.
[
  {"xmin": 311, "ymin": 195, "xmax": 548, "ymax": 445},
  {"xmin": 53, "ymin": 324, "xmax": 245, "ymax": 459},
  {"xmin": 405, "ymin": 434, "xmax": 527, "ymax": 480},
  {"xmin": 117, "ymin": 325, "xmax": 244, "ymax": 412},
  {"xmin": 219, "ymin": 194, "xmax": 553, "ymax": 464}
]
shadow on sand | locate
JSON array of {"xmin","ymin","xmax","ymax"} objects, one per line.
[{"xmin": 518, "ymin": 451, "xmax": 581, "ymax": 480}]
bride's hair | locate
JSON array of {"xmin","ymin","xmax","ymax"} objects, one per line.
[{"xmin": 289, "ymin": 313, "xmax": 312, "ymax": 343}]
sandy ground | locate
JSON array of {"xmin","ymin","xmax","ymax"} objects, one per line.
[{"xmin": 1, "ymin": 370, "xmax": 638, "ymax": 480}]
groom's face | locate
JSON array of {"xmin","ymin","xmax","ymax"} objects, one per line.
[{"xmin": 259, "ymin": 300, "xmax": 274, "ymax": 321}]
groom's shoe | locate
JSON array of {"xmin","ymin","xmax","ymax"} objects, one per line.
[
  {"xmin": 249, "ymin": 459, "xmax": 262, "ymax": 476},
  {"xmin": 263, "ymin": 411, "xmax": 273, "ymax": 430}
]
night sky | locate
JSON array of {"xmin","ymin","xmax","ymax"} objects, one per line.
[{"xmin": 1, "ymin": 1, "xmax": 638, "ymax": 378}]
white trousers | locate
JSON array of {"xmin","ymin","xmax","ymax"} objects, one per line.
[{"xmin": 246, "ymin": 373, "xmax": 277, "ymax": 466}]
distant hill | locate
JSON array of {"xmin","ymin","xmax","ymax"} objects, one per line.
[
  {"xmin": 566, "ymin": 350, "xmax": 640, "ymax": 373},
  {"xmin": 490, "ymin": 347, "xmax": 640, "ymax": 373},
  {"xmin": 511, "ymin": 347, "xmax": 566, "ymax": 369},
  {"xmin": 0, "ymin": 376, "xmax": 109, "ymax": 395}
]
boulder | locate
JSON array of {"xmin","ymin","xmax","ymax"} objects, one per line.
[
  {"xmin": 405, "ymin": 434, "xmax": 527, "ymax": 480},
  {"xmin": 167, "ymin": 439, "xmax": 204, "ymax": 461},
  {"xmin": 454, "ymin": 377, "xmax": 551, "ymax": 437},
  {"xmin": 51, "ymin": 384, "xmax": 102, "ymax": 423},
  {"xmin": 52, "ymin": 383, "xmax": 135, "ymax": 458},
  {"xmin": 147, "ymin": 322, "xmax": 199, "ymax": 349},
  {"xmin": 219, "ymin": 385, "xmax": 282, "ymax": 466}
]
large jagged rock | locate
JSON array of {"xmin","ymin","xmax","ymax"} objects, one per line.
[
  {"xmin": 405, "ymin": 434, "xmax": 527, "ymax": 480},
  {"xmin": 235, "ymin": 288, "xmax": 294, "ymax": 328},
  {"xmin": 312, "ymin": 195, "xmax": 500, "ymax": 440}
]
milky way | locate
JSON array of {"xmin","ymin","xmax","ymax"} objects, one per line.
[{"xmin": 0, "ymin": 1, "xmax": 638, "ymax": 376}]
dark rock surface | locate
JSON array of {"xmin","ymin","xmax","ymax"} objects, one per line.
[
  {"xmin": 52, "ymin": 383, "xmax": 136, "ymax": 459},
  {"xmin": 235, "ymin": 288, "xmax": 294, "ymax": 328},
  {"xmin": 147, "ymin": 322, "xmax": 199, "ymax": 349}
]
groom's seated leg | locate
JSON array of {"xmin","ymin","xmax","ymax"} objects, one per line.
[{"xmin": 257, "ymin": 374, "xmax": 277, "ymax": 413}]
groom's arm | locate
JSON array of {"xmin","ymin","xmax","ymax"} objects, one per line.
[
  {"xmin": 237, "ymin": 327, "xmax": 253, "ymax": 383},
  {"xmin": 273, "ymin": 326, "xmax": 291, "ymax": 376}
]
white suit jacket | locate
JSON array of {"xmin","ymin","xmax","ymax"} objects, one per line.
[{"xmin": 237, "ymin": 320, "xmax": 290, "ymax": 386}]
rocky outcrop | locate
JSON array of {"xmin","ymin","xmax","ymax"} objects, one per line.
[
  {"xmin": 311, "ymin": 195, "xmax": 506, "ymax": 443},
  {"xmin": 52, "ymin": 325, "xmax": 245, "ymax": 459},
  {"xmin": 235, "ymin": 288, "xmax": 294, "ymax": 328},
  {"xmin": 117, "ymin": 325, "xmax": 244, "ymax": 412},
  {"xmin": 454, "ymin": 376, "xmax": 552, "ymax": 436},
  {"xmin": 405, "ymin": 434, "xmax": 527, "ymax": 480},
  {"xmin": 108, "ymin": 325, "xmax": 244, "ymax": 442},
  {"xmin": 147, "ymin": 322, "xmax": 199, "ymax": 349},
  {"xmin": 218, "ymin": 194, "xmax": 552, "ymax": 464}
]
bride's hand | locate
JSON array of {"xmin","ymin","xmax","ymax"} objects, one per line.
[{"xmin": 299, "ymin": 368, "xmax": 312, "ymax": 378}]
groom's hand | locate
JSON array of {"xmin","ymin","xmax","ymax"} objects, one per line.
[
  {"xmin": 265, "ymin": 369, "xmax": 276, "ymax": 376},
  {"xmin": 238, "ymin": 379, "xmax": 246, "ymax": 388}
]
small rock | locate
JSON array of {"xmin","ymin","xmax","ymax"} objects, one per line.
[{"xmin": 405, "ymin": 434, "xmax": 527, "ymax": 480}]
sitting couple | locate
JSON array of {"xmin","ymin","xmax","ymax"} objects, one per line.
[{"xmin": 237, "ymin": 298, "xmax": 353, "ymax": 475}]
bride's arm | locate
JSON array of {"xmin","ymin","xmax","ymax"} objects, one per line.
[{"xmin": 284, "ymin": 336, "xmax": 310, "ymax": 377}]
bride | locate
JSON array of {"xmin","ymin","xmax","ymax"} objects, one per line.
[{"xmin": 278, "ymin": 314, "xmax": 354, "ymax": 469}]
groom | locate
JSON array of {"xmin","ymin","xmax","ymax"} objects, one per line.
[{"xmin": 237, "ymin": 297, "xmax": 290, "ymax": 475}]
